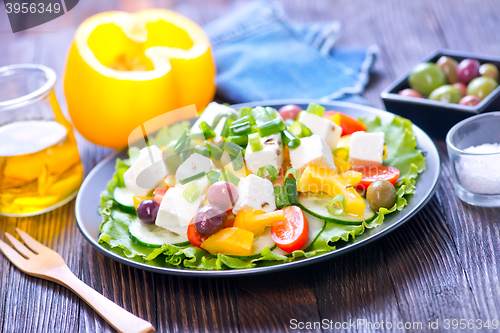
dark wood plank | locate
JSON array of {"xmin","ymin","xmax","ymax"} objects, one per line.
[
  {"xmin": 311, "ymin": 245, "xmax": 405, "ymax": 333},
  {"xmin": 435, "ymin": 141, "xmax": 500, "ymax": 322},
  {"xmin": 233, "ymin": 271, "xmax": 321, "ymax": 333}
]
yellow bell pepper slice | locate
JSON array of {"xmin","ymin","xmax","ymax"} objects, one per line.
[
  {"xmin": 133, "ymin": 196, "xmax": 151, "ymax": 211},
  {"xmin": 334, "ymin": 156, "xmax": 351, "ymax": 174},
  {"xmin": 297, "ymin": 165, "xmax": 366, "ymax": 216},
  {"xmin": 201, "ymin": 227, "xmax": 254, "ymax": 256},
  {"xmin": 64, "ymin": 9, "xmax": 216, "ymax": 148},
  {"xmin": 233, "ymin": 209, "xmax": 286, "ymax": 235}
]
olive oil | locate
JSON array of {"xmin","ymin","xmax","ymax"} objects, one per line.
[{"xmin": 0, "ymin": 120, "xmax": 83, "ymax": 216}]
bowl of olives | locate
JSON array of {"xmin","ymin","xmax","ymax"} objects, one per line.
[{"xmin": 381, "ymin": 50, "xmax": 500, "ymax": 138}]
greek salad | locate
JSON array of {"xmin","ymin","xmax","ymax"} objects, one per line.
[{"xmin": 98, "ymin": 103, "xmax": 426, "ymax": 270}]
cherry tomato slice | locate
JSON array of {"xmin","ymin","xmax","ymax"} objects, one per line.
[
  {"xmin": 271, "ymin": 206, "xmax": 309, "ymax": 253},
  {"xmin": 351, "ymin": 166, "xmax": 400, "ymax": 188},
  {"xmin": 323, "ymin": 111, "xmax": 367, "ymax": 136},
  {"xmin": 187, "ymin": 219, "xmax": 206, "ymax": 247},
  {"xmin": 153, "ymin": 187, "xmax": 168, "ymax": 205}
]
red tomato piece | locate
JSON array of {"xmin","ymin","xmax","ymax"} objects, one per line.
[
  {"xmin": 352, "ymin": 166, "xmax": 400, "ymax": 188},
  {"xmin": 187, "ymin": 220, "xmax": 206, "ymax": 247},
  {"xmin": 153, "ymin": 187, "xmax": 168, "ymax": 205},
  {"xmin": 323, "ymin": 111, "xmax": 367, "ymax": 136},
  {"xmin": 271, "ymin": 206, "xmax": 309, "ymax": 253}
]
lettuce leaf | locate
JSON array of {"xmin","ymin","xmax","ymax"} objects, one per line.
[{"xmin": 98, "ymin": 115, "xmax": 426, "ymax": 270}]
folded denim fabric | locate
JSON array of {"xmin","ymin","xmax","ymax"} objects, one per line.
[{"xmin": 203, "ymin": 1, "xmax": 377, "ymax": 104}]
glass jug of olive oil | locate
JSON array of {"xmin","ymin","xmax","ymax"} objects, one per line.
[{"xmin": 0, "ymin": 64, "xmax": 83, "ymax": 216}]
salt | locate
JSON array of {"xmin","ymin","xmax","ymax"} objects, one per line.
[{"xmin": 456, "ymin": 143, "xmax": 500, "ymax": 195}]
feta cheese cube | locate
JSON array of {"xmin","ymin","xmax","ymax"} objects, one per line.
[
  {"xmin": 155, "ymin": 187, "xmax": 205, "ymax": 235},
  {"xmin": 175, "ymin": 153, "xmax": 214, "ymax": 184},
  {"xmin": 176, "ymin": 175, "xmax": 211, "ymax": 195},
  {"xmin": 124, "ymin": 145, "xmax": 167, "ymax": 196},
  {"xmin": 289, "ymin": 135, "xmax": 336, "ymax": 172},
  {"xmin": 244, "ymin": 134, "xmax": 284, "ymax": 174},
  {"xmin": 233, "ymin": 174, "xmax": 276, "ymax": 214},
  {"xmin": 191, "ymin": 102, "xmax": 237, "ymax": 135},
  {"xmin": 349, "ymin": 132, "xmax": 385, "ymax": 166},
  {"xmin": 298, "ymin": 112, "xmax": 342, "ymax": 150}
]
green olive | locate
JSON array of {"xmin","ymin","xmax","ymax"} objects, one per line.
[
  {"xmin": 467, "ymin": 76, "xmax": 499, "ymax": 100},
  {"xmin": 436, "ymin": 56, "xmax": 459, "ymax": 84},
  {"xmin": 479, "ymin": 63, "xmax": 499, "ymax": 81},
  {"xmin": 408, "ymin": 62, "xmax": 447, "ymax": 96},
  {"xmin": 428, "ymin": 84, "xmax": 463, "ymax": 104},
  {"xmin": 366, "ymin": 180, "xmax": 397, "ymax": 211}
]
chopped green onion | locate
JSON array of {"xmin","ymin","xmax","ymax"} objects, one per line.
[
  {"xmin": 289, "ymin": 121, "xmax": 312, "ymax": 138},
  {"xmin": 213, "ymin": 110, "xmax": 238, "ymax": 127},
  {"xmin": 179, "ymin": 171, "xmax": 206, "ymax": 185},
  {"xmin": 248, "ymin": 132, "xmax": 263, "ymax": 152},
  {"xmin": 188, "ymin": 132, "xmax": 205, "ymax": 141},
  {"xmin": 281, "ymin": 130, "xmax": 301, "ymax": 149},
  {"xmin": 221, "ymin": 118, "xmax": 234, "ymax": 138},
  {"xmin": 194, "ymin": 145, "xmax": 210, "ymax": 158},
  {"xmin": 223, "ymin": 141, "xmax": 242, "ymax": 156},
  {"xmin": 284, "ymin": 168, "xmax": 299, "ymax": 180},
  {"xmin": 333, "ymin": 147, "xmax": 349, "ymax": 161},
  {"xmin": 199, "ymin": 121, "xmax": 215, "ymax": 139},
  {"xmin": 205, "ymin": 141, "xmax": 223, "ymax": 160},
  {"xmin": 180, "ymin": 137, "xmax": 192, "ymax": 162},
  {"xmin": 265, "ymin": 107, "xmax": 279, "ymax": 119},
  {"xmin": 306, "ymin": 103, "xmax": 325, "ymax": 117},
  {"xmin": 254, "ymin": 114, "xmax": 271, "ymax": 126},
  {"xmin": 231, "ymin": 152, "xmax": 245, "ymax": 171},
  {"xmin": 257, "ymin": 118, "xmax": 286, "ymax": 137},
  {"xmin": 174, "ymin": 128, "xmax": 189, "ymax": 153},
  {"xmin": 231, "ymin": 115, "xmax": 251, "ymax": 126},
  {"xmin": 327, "ymin": 195, "xmax": 346, "ymax": 216},
  {"xmin": 274, "ymin": 186, "xmax": 290, "ymax": 209},
  {"xmin": 207, "ymin": 170, "xmax": 222, "ymax": 185},
  {"xmin": 182, "ymin": 182, "xmax": 201, "ymax": 203},
  {"xmin": 230, "ymin": 121, "xmax": 252, "ymax": 135},
  {"xmin": 227, "ymin": 135, "xmax": 248, "ymax": 147},
  {"xmin": 284, "ymin": 177, "xmax": 298, "ymax": 205},
  {"xmin": 257, "ymin": 165, "xmax": 279, "ymax": 182},
  {"xmin": 219, "ymin": 170, "xmax": 240, "ymax": 187},
  {"xmin": 250, "ymin": 106, "xmax": 268, "ymax": 121},
  {"xmin": 239, "ymin": 107, "xmax": 252, "ymax": 118}
]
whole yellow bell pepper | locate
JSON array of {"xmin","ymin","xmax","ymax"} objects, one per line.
[{"xmin": 64, "ymin": 9, "xmax": 216, "ymax": 148}]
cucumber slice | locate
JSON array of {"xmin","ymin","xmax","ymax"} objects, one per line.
[
  {"xmin": 272, "ymin": 212, "xmax": 326, "ymax": 256},
  {"xmin": 128, "ymin": 220, "xmax": 190, "ymax": 248},
  {"xmin": 228, "ymin": 227, "xmax": 276, "ymax": 259},
  {"xmin": 298, "ymin": 192, "xmax": 375, "ymax": 225},
  {"xmin": 113, "ymin": 187, "xmax": 136, "ymax": 214}
]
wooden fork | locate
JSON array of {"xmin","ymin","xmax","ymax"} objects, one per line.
[{"xmin": 0, "ymin": 229, "xmax": 155, "ymax": 333}]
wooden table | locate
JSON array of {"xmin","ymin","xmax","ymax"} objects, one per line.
[{"xmin": 2, "ymin": 0, "xmax": 500, "ymax": 332}]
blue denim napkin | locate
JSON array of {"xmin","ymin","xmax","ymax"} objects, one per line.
[{"xmin": 203, "ymin": 1, "xmax": 377, "ymax": 104}]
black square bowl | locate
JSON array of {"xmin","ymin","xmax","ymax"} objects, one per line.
[{"xmin": 381, "ymin": 49, "xmax": 500, "ymax": 139}]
